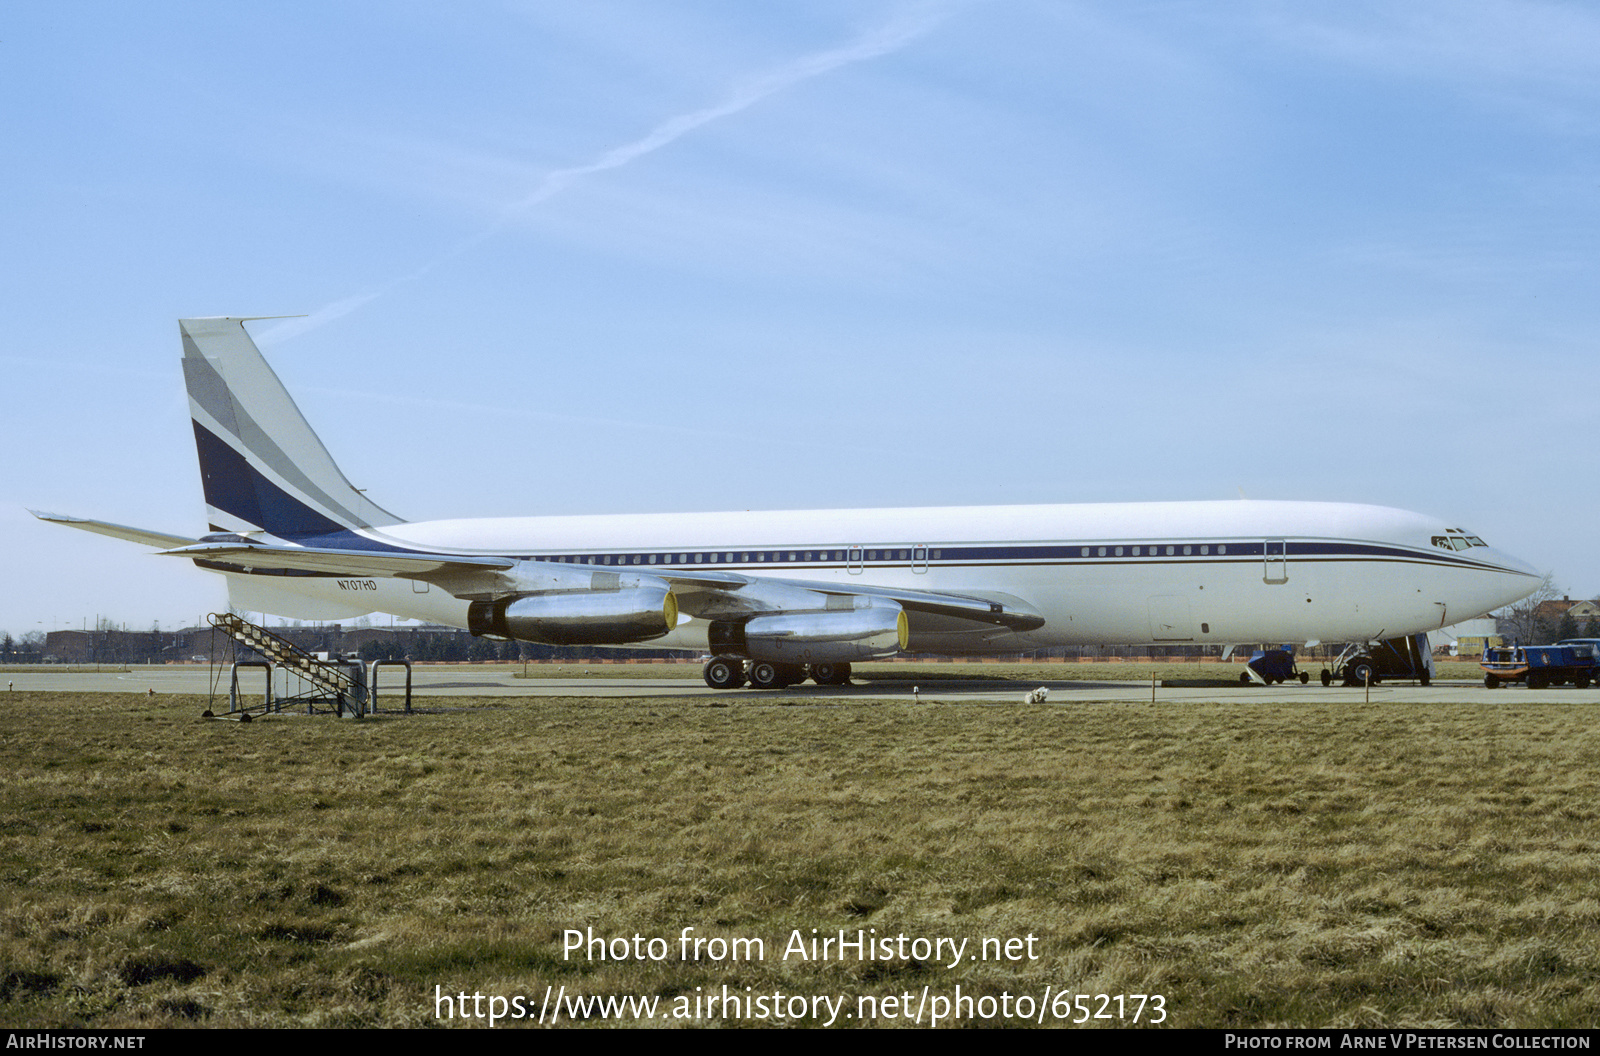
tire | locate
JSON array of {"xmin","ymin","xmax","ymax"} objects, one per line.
[
  {"xmin": 703, "ymin": 657, "xmax": 746, "ymax": 690},
  {"xmin": 1320, "ymin": 670, "xmax": 1332, "ymax": 687},
  {"xmin": 1347, "ymin": 661, "xmax": 1375, "ymax": 687},
  {"xmin": 1577, "ymin": 674, "xmax": 1592, "ymax": 690},
  {"xmin": 748, "ymin": 660, "xmax": 785, "ymax": 690},
  {"xmin": 811, "ymin": 662, "xmax": 851, "ymax": 686},
  {"xmin": 1485, "ymin": 673, "xmax": 1499, "ymax": 689},
  {"xmin": 1527, "ymin": 673, "xmax": 1546, "ymax": 690},
  {"xmin": 1299, "ymin": 672, "xmax": 1310, "ymax": 685},
  {"xmin": 1240, "ymin": 672, "xmax": 1251, "ymax": 684}
]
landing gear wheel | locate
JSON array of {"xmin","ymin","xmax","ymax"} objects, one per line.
[
  {"xmin": 748, "ymin": 661, "xmax": 785, "ymax": 690},
  {"xmin": 1346, "ymin": 660, "xmax": 1375, "ymax": 687},
  {"xmin": 811, "ymin": 662, "xmax": 852, "ymax": 686},
  {"xmin": 1320, "ymin": 670, "xmax": 1332, "ymax": 687},
  {"xmin": 703, "ymin": 657, "xmax": 746, "ymax": 690},
  {"xmin": 1299, "ymin": 672, "xmax": 1310, "ymax": 684}
]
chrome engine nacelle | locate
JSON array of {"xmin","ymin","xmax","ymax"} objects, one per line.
[
  {"xmin": 709, "ymin": 597, "xmax": 908, "ymax": 663},
  {"xmin": 468, "ymin": 581, "xmax": 678, "ymax": 645}
]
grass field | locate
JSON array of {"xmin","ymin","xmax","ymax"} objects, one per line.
[{"xmin": 3, "ymin": 689, "xmax": 1597, "ymax": 1028}]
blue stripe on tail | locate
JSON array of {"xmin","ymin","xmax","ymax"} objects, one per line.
[{"xmin": 192, "ymin": 420, "xmax": 347, "ymax": 538}]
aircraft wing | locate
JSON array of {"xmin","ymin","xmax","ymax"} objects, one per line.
[{"xmin": 150, "ymin": 539, "xmax": 1044, "ymax": 632}]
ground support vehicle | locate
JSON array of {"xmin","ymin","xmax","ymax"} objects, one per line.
[
  {"xmin": 1321, "ymin": 634, "xmax": 1435, "ymax": 687},
  {"xmin": 1481, "ymin": 644, "xmax": 1596, "ymax": 688},
  {"xmin": 1242, "ymin": 647, "xmax": 1310, "ymax": 685}
]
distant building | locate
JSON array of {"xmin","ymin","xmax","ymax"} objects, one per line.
[
  {"xmin": 1438, "ymin": 618, "xmax": 1501, "ymax": 658},
  {"xmin": 1531, "ymin": 597, "xmax": 1600, "ymax": 624}
]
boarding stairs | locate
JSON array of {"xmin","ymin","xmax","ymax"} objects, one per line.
[{"xmin": 207, "ymin": 612, "xmax": 368, "ymax": 718}]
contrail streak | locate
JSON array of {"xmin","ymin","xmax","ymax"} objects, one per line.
[{"xmin": 260, "ymin": 6, "xmax": 951, "ymax": 345}]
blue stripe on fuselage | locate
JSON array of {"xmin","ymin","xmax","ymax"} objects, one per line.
[{"xmin": 261, "ymin": 530, "xmax": 1523, "ymax": 576}]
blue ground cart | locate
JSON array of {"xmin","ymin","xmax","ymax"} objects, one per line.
[{"xmin": 1481, "ymin": 644, "xmax": 1596, "ymax": 689}]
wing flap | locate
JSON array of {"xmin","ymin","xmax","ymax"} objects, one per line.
[
  {"xmin": 813, "ymin": 582, "xmax": 1046, "ymax": 631},
  {"xmin": 667, "ymin": 570, "xmax": 1045, "ymax": 632}
]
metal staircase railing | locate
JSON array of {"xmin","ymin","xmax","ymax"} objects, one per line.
[{"xmin": 208, "ymin": 612, "xmax": 368, "ymax": 711}]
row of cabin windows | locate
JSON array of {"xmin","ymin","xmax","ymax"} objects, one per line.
[
  {"xmin": 536, "ymin": 544, "xmax": 1232, "ymax": 565},
  {"xmin": 539, "ymin": 550, "xmax": 942, "ymax": 565},
  {"xmin": 1083, "ymin": 544, "xmax": 1227, "ymax": 557}
]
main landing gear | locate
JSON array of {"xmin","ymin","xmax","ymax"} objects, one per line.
[{"xmin": 701, "ymin": 657, "xmax": 852, "ymax": 689}]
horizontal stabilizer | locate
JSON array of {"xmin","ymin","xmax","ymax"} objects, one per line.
[
  {"xmin": 30, "ymin": 510, "xmax": 198, "ymax": 550},
  {"xmin": 158, "ymin": 541, "xmax": 514, "ymax": 579}
]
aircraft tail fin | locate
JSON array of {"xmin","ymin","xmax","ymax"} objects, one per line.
[{"xmin": 180, "ymin": 317, "xmax": 404, "ymax": 538}]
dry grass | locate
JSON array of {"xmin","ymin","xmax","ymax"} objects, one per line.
[{"xmin": 3, "ymin": 690, "xmax": 1598, "ymax": 1028}]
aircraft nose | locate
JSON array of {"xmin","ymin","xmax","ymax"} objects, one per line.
[{"xmin": 1483, "ymin": 547, "xmax": 1543, "ymax": 606}]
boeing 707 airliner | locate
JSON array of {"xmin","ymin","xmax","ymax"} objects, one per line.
[{"xmin": 35, "ymin": 317, "xmax": 1542, "ymax": 689}]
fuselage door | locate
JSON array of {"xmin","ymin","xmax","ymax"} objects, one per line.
[
  {"xmin": 1263, "ymin": 538, "xmax": 1288, "ymax": 584},
  {"xmin": 1148, "ymin": 595, "xmax": 1194, "ymax": 641}
]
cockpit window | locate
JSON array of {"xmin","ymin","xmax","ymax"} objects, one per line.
[{"xmin": 1433, "ymin": 531, "xmax": 1488, "ymax": 551}]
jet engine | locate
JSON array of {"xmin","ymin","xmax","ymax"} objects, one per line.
[
  {"xmin": 709, "ymin": 597, "xmax": 907, "ymax": 663},
  {"xmin": 468, "ymin": 582, "xmax": 678, "ymax": 645}
]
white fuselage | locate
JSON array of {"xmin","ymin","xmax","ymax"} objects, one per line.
[{"xmin": 220, "ymin": 499, "xmax": 1540, "ymax": 651}]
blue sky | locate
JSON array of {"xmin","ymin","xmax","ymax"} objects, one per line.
[{"xmin": 4, "ymin": 0, "xmax": 1597, "ymax": 636}]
